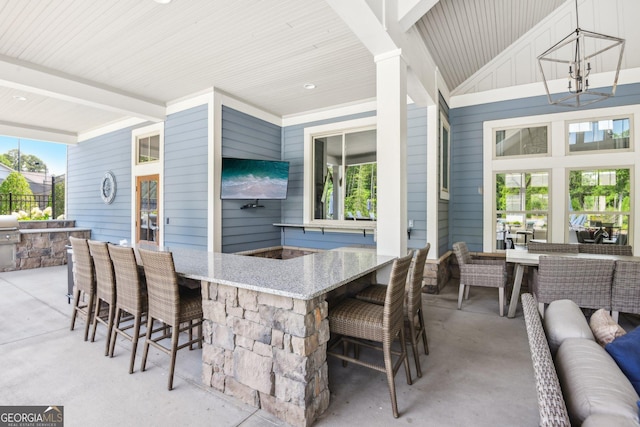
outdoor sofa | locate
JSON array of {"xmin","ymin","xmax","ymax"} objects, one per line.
[{"xmin": 522, "ymin": 293, "xmax": 640, "ymax": 426}]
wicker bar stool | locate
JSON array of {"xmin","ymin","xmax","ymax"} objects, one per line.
[
  {"xmin": 69, "ymin": 236, "xmax": 97, "ymax": 341},
  {"xmin": 88, "ymin": 240, "xmax": 117, "ymax": 356},
  {"xmin": 107, "ymin": 244, "xmax": 148, "ymax": 374},
  {"xmin": 354, "ymin": 244, "xmax": 431, "ymax": 377},
  {"xmin": 138, "ymin": 248, "xmax": 203, "ymax": 390},
  {"xmin": 328, "ymin": 252, "xmax": 414, "ymax": 418},
  {"xmin": 453, "ymin": 242, "xmax": 507, "ymax": 316}
]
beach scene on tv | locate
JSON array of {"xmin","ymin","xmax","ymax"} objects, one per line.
[{"xmin": 221, "ymin": 158, "xmax": 289, "ymax": 200}]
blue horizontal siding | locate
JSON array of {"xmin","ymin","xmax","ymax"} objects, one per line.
[{"xmin": 164, "ymin": 104, "xmax": 209, "ymax": 250}]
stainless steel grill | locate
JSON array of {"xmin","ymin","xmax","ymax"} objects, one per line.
[
  {"xmin": 0, "ymin": 215, "xmax": 20, "ymax": 268},
  {"xmin": 0, "ymin": 215, "xmax": 20, "ymax": 244}
]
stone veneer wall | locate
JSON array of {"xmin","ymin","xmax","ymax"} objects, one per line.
[
  {"xmin": 0, "ymin": 220, "xmax": 91, "ymax": 272},
  {"xmin": 201, "ymin": 282, "xmax": 330, "ymax": 427},
  {"xmin": 421, "ymin": 251, "xmax": 453, "ymax": 294}
]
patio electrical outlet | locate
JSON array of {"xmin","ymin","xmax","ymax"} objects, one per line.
[{"xmin": 166, "ymin": 218, "xmax": 170, "ymax": 224}]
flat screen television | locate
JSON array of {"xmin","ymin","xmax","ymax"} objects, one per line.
[{"xmin": 220, "ymin": 157, "xmax": 289, "ymax": 200}]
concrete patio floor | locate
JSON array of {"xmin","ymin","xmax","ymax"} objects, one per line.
[{"xmin": 0, "ymin": 265, "xmax": 541, "ymax": 426}]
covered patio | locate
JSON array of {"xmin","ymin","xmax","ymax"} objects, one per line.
[{"xmin": 1, "ymin": 265, "xmax": 542, "ymax": 426}]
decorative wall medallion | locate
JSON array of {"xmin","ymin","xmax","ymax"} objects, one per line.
[{"xmin": 100, "ymin": 171, "xmax": 117, "ymax": 204}]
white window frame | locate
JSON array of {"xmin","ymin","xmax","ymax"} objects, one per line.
[
  {"xmin": 131, "ymin": 122, "xmax": 164, "ymax": 245},
  {"xmin": 440, "ymin": 112, "xmax": 451, "ymax": 200},
  {"xmin": 483, "ymin": 105, "xmax": 640, "ymax": 252},
  {"xmin": 303, "ymin": 116, "xmax": 377, "ymax": 226}
]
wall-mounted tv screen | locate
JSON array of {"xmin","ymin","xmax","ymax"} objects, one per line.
[{"xmin": 220, "ymin": 158, "xmax": 289, "ymax": 200}]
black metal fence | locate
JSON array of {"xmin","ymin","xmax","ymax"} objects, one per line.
[{"xmin": 0, "ymin": 176, "xmax": 65, "ymax": 219}]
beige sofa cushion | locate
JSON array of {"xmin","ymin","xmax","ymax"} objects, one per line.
[
  {"xmin": 582, "ymin": 413, "xmax": 640, "ymax": 427},
  {"xmin": 589, "ymin": 308, "xmax": 626, "ymax": 346},
  {"xmin": 544, "ymin": 299, "xmax": 594, "ymax": 355},
  {"xmin": 556, "ymin": 338, "xmax": 640, "ymax": 425}
]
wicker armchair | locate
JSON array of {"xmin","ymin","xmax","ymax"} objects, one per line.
[
  {"xmin": 521, "ymin": 293, "xmax": 570, "ymax": 426},
  {"xmin": 88, "ymin": 240, "xmax": 117, "ymax": 355},
  {"xmin": 69, "ymin": 236, "xmax": 97, "ymax": 341},
  {"xmin": 328, "ymin": 252, "xmax": 414, "ymax": 418},
  {"xmin": 354, "ymin": 244, "xmax": 431, "ymax": 377},
  {"xmin": 138, "ymin": 248, "xmax": 203, "ymax": 390},
  {"xmin": 107, "ymin": 244, "xmax": 148, "ymax": 374},
  {"xmin": 531, "ymin": 256, "xmax": 615, "ymax": 313},
  {"xmin": 611, "ymin": 260, "xmax": 640, "ymax": 323},
  {"xmin": 452, "ymin": 242, "xmax": 506, "ymax": 316}
]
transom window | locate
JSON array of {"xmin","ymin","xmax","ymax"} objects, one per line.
[
  {"xmin": 313, "ymin": 128, "xmax": 376, "ymax": 221},
  {"xmin": 137, "ymin": 134, "xmax": 160, "ymax": 164},
  {"xmin": 568, "ymin": 117, "xmax": 630, "ymax": 153},
  {"xmin": 495, "ymin": 125, "xmax": 548, "ymax": 157}
]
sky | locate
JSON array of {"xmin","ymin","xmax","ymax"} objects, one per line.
[{"xmin": 0, "ymin": 135, "xmax": 67, "ymax": 176}]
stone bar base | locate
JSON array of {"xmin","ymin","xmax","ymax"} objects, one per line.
[
  {"xmin": 201, "ymin": 282, "xmax": 330, "ymax": 427},
  {"xmin": 421, "ymin": 251, "xmax": 453, "ymax": 294}
]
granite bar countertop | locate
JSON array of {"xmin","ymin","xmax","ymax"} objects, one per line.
[
  {"xmin": 20, "ymin": 227, "xmax": 92, "ymax": 234},
  {"xmin": 138, "ymin": 245, "xmax": 395, "ymax": 300}
]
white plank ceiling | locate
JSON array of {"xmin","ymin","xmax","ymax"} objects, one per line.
[{"xmin": 0, "ymin": 0, "xmax": 634, "ymax": 142}]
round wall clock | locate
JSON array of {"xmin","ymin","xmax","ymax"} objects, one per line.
[{"xmin": 100, "ymin": 171, "xmax": 117, "ymax": 204}]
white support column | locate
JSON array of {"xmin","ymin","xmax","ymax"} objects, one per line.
[
  {"xmin": 376, "ymin": 50, "xmax": 408, "ymax": 257},
  {"xmin": 426, "ymin": 103, "xmax": 439, "ymax": 259},
  {"xmin": 210, "ymin": 90, "xmax": 222, "ymax": 252}
]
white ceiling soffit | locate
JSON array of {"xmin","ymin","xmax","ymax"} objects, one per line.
[
  {"xmin": 0, "ymin": 0, "xmax": 376, "ymax": 142},
  {"xmin": 416, "ymin": 0, "xmax": 566, "ymax": 92},
  {"xmin": 454, "ymin": 0, "xmax": 640, "ymax": 97}
]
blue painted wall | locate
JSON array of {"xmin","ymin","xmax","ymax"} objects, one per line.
[
  {"xmin": 68, "ymin": 104, "xmax": 209, "ymax": 247},
  {"xmin": 164, "ymin": 104, "xmax": 209, "ymax": 249},
  {"xmin": 68, "ymin": 126, "xmax": 137, "ymax": 243},
  {"xmin": 221, "ymin": 106, "xmax": 283, "ymax": 253},
  {"xmin": 449, "ymin": 82, "xmax": 640, "ymax": 252}
]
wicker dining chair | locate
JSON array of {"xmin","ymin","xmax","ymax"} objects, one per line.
[
  {"xmin": 328, "ymin": 252, "xmax": 414, "ymax": 418},
  {"xmin": 107, "ymin": 244, "xmax": 148, "ymax": 374},
  {"xmin": 69, "ymin": 236, "xmax": 97, "ymax": 341},
  {"xmin": 354, "ymin": 244, "xmax": 431, "ymax": 377},
  {"xmin": 88, "ymin": 240, "xmax": 118, "ymax": 355},
  {"xmin": 138, "ymin": 248, "xmax": 203, "ymax": 390},
  {"xmin": 452, "ymin": 242, "xmax": 507, "ymax": 316}
]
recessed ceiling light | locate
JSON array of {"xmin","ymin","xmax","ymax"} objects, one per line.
[
  {"xmin": 303, "ymin": 83, "xmax": 316, "ymax": 90},
  {"xmin": 154, "ymin": 0, "xmax": 172, "ymax": 4},
  {"xmin": 12, "ymin": 95, "xmax": 27, "ymax": 101}
]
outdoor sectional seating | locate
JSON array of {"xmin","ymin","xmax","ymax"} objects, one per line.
[{"xmin": 522, "ymin": 293, "xmax": 640, "ymax": 426}]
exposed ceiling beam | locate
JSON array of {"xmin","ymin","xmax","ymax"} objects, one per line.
[
  {"xmin": 0, "ymin": 54, "xmax": 166, "ymax": 123},
  {"xmin": 398, "ymin": 0, "xmax": 439, "ymax": 32},
  {"xmin": 0, "ymin": 120, "xmax": 77, "ymax": 145},
  {"xmin": 326, "ymin": 0, "xmax": 442, "ymax": 106},
  {"xmin": 325, "ymin": 0, "xmax": 397, "ymax": 57}
]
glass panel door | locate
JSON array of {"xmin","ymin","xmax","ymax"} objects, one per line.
[{"xmin": 136, "ymin": 174, "xmax": 159, "ymax": 245}]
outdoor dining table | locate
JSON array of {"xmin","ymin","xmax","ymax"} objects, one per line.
[{"xmin": 505, "ymin": 248, "xmax": 640, "ymax": 318}]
